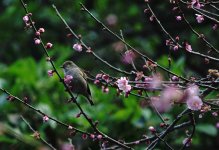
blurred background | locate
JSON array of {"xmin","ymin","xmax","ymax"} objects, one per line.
[{"xmin": 0, "ymin": 0, "xmax": 219, "ymax": 149}]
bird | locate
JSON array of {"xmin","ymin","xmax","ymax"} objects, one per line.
[{"xmin": 61, "ymin": 61, "xmax": 94, "ymax": 105}]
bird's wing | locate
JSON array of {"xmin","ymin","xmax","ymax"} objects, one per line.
[{"xmin": 78, "ymin": 68, "xmax": 88, "ymax": 80}]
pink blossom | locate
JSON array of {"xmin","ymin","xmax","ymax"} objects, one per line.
[
  {"xmin": 212, "ymin": 24, "xmax": 218, "ymax": 30},
  {"xmin": 45, "ymin": 42, "xmax": 53, "ymax": 49},
  {"xmin": 150, "ymin": 87, "xmax": 183, "ymax": 113},
  {"xmin": 186, "ymin": 96, "xmax": 203, "ymax": 110},
  {"xmin": 148, "ymin": 126, "xmax": 156, "ymax": 133},
  {"xmin": 23, "ymin": 15, "xmax": 29, "ymax": 23},
  {"xmin": 106, "ymin": 14, "xmax": 118, "ymax": 26},
  {"xmin": 43, "ymin": 115, "xmax": 49, "ymax": 122},
  {"xmin": 182, "ymin": 138, "xmax": 192, "ymax": 147},
  {"xmin": 35, "ymin": 31, "xmax": 40, "ymax": 36},
  {"xmin": 212, "ymin": 112, "xmax": 218, "ymax": 117},
  {"xmin": 47, "ymin": 70, "xmax": 54, "ymax": 77},
  {"xmin": 38, "ymin": 28, "xmax": 45, "ymax": 33},
  {"xmin": 185, "ymin": 43, "xmax": 192, "ymax": 52},
  {"xmin": 117, "ymin": 77, "xmax": 131, "ymax": 93},
  {"xmin": 176, "ymin": 16, "xmax": 182, "ymax": 21},
  {"xmin": 61, "ymin": 143, "xmax": 74, "ymax": 150},
  {"xmin": 34, "ymin": 38, "xmax": 41, "ymax": 45},
  {"xmin": 150, "ymin": 74, "xmax": 162, "ymax": 89},
  {"xmin": 122, "ymin": 50, "xmax": 136, "ymax": 64},
  {"xmin": 191, "ymin": 0, "xmax": 203, "ymax": 9},
  {"xmin": 97, "ymin": 134, "xmax": 103, "ymax": 139},
  {"xmin": 64, "ymin": 75, "xmax": 73, "ymax": 85},
  {"xmin": 195, "ymin": 14, "xmax": 204, "ymax": 23},
  {"xmin": 185, "ymin": 85, "xmax": 199, "ymax": 97},
  {"xmin": 73, "ymin": 43, "xmax": 82, "ymax": 52},
  {"xmin": 90, "ymin": 134, "xmax": 95, "ymax": 139},
  {"xmin": 216, "ymin": 122, "xmax": 219, "ymax": 128},
  {"xmin": 151, "ymin": 96, "xmax": 171, "ymax": 113},
  {"xmin": 173, "ymin": 45, "xmax": 179, "ymax": 51}
]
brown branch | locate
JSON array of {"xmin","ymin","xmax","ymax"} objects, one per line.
[{"xmin": 20, "ymin": 115, "xmax": 57, "ymax": 150}]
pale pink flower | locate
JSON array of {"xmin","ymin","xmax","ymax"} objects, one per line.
[
  {"xmin": 47, "ymin": 70, "xmax": 54, "ymax": 77},
  {"xmin": 34, "ymin": 38, "xmax": 41, "ymax": 45},
  {"xmin": 183, "ymin": 138, "xmax": 192, "ymax": 147},
  {"xmin": 213, "ymin": 24, "xmax": 218, "ymax": 30},
  {"xmin": 64, "ymin": 75, "xmax": 73, "ymax": 85},
  {"xmin": 185, "ymin": 85, "xmax": 199, "ymax": 97},
  {"xmin": 38, "ymin": 28, "xmax": 45, "ymax": 33},
  {"xmin": 185, "ymin": 43, "xmax": 192, "ymax": 52},
  {"xmin": 90, "ymin": 134, "xmax": 95, "ymax": 139},
  {"xmin": 35, "ymin": 31, "xmax": 40, "ymax": 36},
  {"xmin": 23, "ymin": 15, "xmax": 29, "ymax": 23},
  {"xmin": 97, "ymin": 134, "xmax": 103, "ymax": 139},
  {"xmin": 148, "ymin": 126, "xmax": 156, "ymax": 133},
  {"xmin": 61, "ymin": 143, "xmax": 74, "ymax": 150},
  {"xmin": 173, "ymin": 45, "xmax": 179, "ymax": 51},
  {"xmin": 195, "ymin": 14, "xmax": 204, "ymax": 23},
  {"xmin": 216, "ymin": 122, "xmax": 219, "ymax": 128},
  {"xmin": 150, "ymin": 74, "xmax": 162, "ymax": 89},
  {"xmin": 106, "ymin": 14, "xmax": 118, "ymax": 26},
  {"xmin": 117, "ymin": 77, "xmax": 131, "ymax": 93},
  {"xmin": 43, "ymin": 115, "xmax": 49, "ymax": 122},
  {"xmin": 186, "ymin": 96, "xmax": 203, "ymax": 110},
  {"xmin": 191, "ymin": 0, "xmax": 203, "ymax": 9},
  {"xmin": 73, "ymin": 43, "xmax": 82, "ymax": 52},
  {"xmin": 151, "ymin": 96, "xmax": 171, "ymax": 113},
  {"xmin": 176, "ymin": 16, "xmax": 182, "ymax": 21},
  {"xmin": 122, "ymin": 50, "xmax": 136, "ymax": 64},
  {"xmin": 45, "ymin": 42, "xmax": 53, "ymax": 49}
]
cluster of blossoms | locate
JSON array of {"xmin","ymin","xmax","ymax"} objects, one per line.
[
  {"xmin": 94, "ymin": 74, "xmax": 111, "ymax": 93},
  {"xmin": 184, "ymin": 85, "xmax": 203, "ymax": 111},
  {"xmin": 151, "ymin": 87, "xmax": 183, "ymax": 113},
  {"xmin": 117, "ymin": 77, "xmax": 131, "ymax": 94},
  {"xmin": 149, "ymin": 83, "xmax": 203, "ymax": 113}
]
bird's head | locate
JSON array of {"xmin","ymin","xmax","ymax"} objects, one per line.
[{"xmin": 61, "ymin": 61, "xmax": 78, "ymax": 71}]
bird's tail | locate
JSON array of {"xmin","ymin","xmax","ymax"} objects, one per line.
[{"xmin": 87, "ymin": 95, "xmax": 94, "ymax": 106}]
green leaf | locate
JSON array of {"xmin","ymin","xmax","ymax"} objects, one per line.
[{"xmin": 196, "ymin": 124, "xmax": 217, "ymax": 136}]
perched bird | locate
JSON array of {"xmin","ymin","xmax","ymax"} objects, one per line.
[{"xmin": 61, "ymin": 61, "xmax": 94, "ymax": 105}]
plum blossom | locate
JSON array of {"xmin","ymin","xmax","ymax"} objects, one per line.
[
  {"xmin": 185, "ymin": 42, "xmax": 192, "ymax": 52},
  {"xmin": 183, "ymin": 138, "xmax": 192, "ymax": 147},
  {"xmin": 122, "ymin": 50, "xmax": 136, "ymax": 64},
  {"xmin": 117, "ymin": 77, "xmax": 131, "ymax": 93},
  {"xmin": 43, "ymin": 115, "xmax": 49, "ymax": 122},
  {"xmin": 216, "ymin": 122, "xmax": 219, "ymax": 128},
  {"xmin": 45, "ymin": 42, "xmax": 53, "ymax": 49},
  {"xmin": 73, "ymin": 43, "xmax": 82, "ymax": 52},
  {"xmin": 185, "ymin": 85, "xmax": 199, "ymax": 97},
  {"xmin": 106, "ymin": 14, "xmax": 118, "ymax": 26},
  {"xmin": 195, "ymin": 14, "xmax": 204, "ymax": 23},
  {"xmin": 23, "ymin": 15, "xmax": 29, "ymax": 23},
  {"xmin": 47, "ymin": 70, "xmax": 54, "ymax": 77},
  {"xmin": 191, "ymin": 0, "xmax": 203, "ymax": 9},
  {"xmin": 176, "ymin": 16, "xmax": 182, "ymax": 21},
  {"xmin": 186, "ymin": 96, "xmax": 203, "ymax": 110},
  {"xmin": 64, "ymin": 75, "xmax": 73, "ymax": 85},
  {"xmin": 34, "ymin": 38, "xmax": 41, "ymax": 45},
  {"xmin": 150, "ymin": 87, "xmax": 183, "ymax": 113}
]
